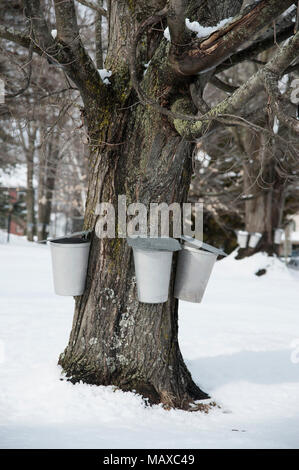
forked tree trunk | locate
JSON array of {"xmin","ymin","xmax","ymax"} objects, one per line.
[
  {"xmin": 59, "ymin": 89, "xmax": 208, "ymax": 409},
  {"xmin": 59, "ymin": 4, "xmax": 209, "ymax": 409}
]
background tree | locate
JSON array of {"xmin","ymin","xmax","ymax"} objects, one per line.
[
  {"xmin": 188, "ymin": 31, "xmax": 299, "ymax": 256},
  {"xmin": 0, "ymin": 0, "xmax": 88, "ymax": 240},
  {"xmin": 0, "ymin": 0, "xmax": 298, "ymax": 410}
]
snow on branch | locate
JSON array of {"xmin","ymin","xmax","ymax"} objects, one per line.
[
  {"xmin": 262, "ymin": 68, "xmax": 299, "ymax": 134},
  {"xmin": 172, "ymin": 31, "xmax": 299, "ymax": 139}
]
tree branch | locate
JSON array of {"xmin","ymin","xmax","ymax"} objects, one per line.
[
  {"xmin": 210, "ymin": 76, "xmax": 238, "ymax": 93},
  {"xmin": 129, "ymin": 0, "xmax": 297, "ymax": 126},
  {"xmin": 263, "ymin": 68, "xmax": 299, "ymax": 134},
  {"xmin": 167, "ymin": 0, "xmax": 189, "ymax": 45},
  {"xmin": 169, "ymin": 0, "xmax": 294, "ymax": 76},
  {"xmin": 14, "ymin": 0, "xmax": 104, "ymax": 99},
  {"xmin": 215, "ymin": 24, "xmax": 295, "ymax": 73},
  {"xmin": 53, "ymin": 0, "xmax": 80, "ymax": 45},
  {"xmin": 172, "ymin": 31, "xmax": 299, "ymax": 139},
  {"xmin": 0, "ymin": 24, "xmax": 36, "ymax": 52},
  {"xmin": 5, "ymin": 40, "xmax": 33, "ymax": 99},
  {"xmin": 24, "ymin": 0, "xmax": 55, "ymax": 52},
  {"xmin": 128, "ymin": 6, "xmax": 196, "ymax": 122},
  {"xmin": 75, "ymin": 0, "xmax": 107, "ymax": 17},
  {"xmin": 189, "ymin": 82, "xmax": 210, "ymax": 114}
]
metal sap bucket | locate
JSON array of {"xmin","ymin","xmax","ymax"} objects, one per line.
[
  {"xmin": 237, "ymin": 230, "xmax": 249, "ymax": 248},
  {"xmin": 174, "ymin": 235, "xmax": 227, "ymax": 304},
  {"xmin": 133, "ymin": 248, "xmax": 173, "ymax": 303},
  {"xmin": 274, "ymin": 228, "xmax": 284, "ymax": 245},
  {"xmin": 48, "ymin": 237, "xmax": 90, "ymax": 296},
  {"xmin": 128, "ymin": 237, "xmax": 181, "ymax": 304},
  {"xmin": 248, "ymin": 232, "xmax": 262, "ymax": 248}
]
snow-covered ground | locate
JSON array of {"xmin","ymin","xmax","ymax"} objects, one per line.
[{"xmin": 0, "ymin": 235, "xmax": 299, "ymax": 449}]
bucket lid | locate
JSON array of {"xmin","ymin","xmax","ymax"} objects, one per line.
[
  {"xmin": 127, "ymin": 236, "xmax": 181, "ymax": 252},
  {"xmin": 37, "ymin": 229, "xmax": 92, "ymax": 244},
  {"xmin": 48, "ymin": 237, "xmax": 90, "ymax": 245},
  {"xmin": 237, "ymin": 230, "xmax": 249, "ymax": 235},
  {"xmin": 180, "ymin": 235, "xmax": 227, "ymax": 257}
]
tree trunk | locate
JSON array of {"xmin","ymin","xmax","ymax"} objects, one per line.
[
  {"xmin": 24, "ymin": 124, "xmax": 38, "ymax": 242},
  {"xmin": 37, "ymin": 150, "xmax": 58, "ymax": 241},
  {"xmin": 59, "ymin": 2, "xmax": 209, "ymax": 409},
  {"xmin": 95, "ymin": 0, "xmax": 103, "ymax": 69},
  {"xmin": 59, "ymin": 94, "xmax": 208, "ymax": 409},
  {"xmin": 26, "ymin": 152, "xmax": 35, "ymax": 242},
  {"xmin": 239, "ymin": 129, "xmax": 286, "ymax": 257}
]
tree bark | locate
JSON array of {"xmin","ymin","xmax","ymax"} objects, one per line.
[
  {"xmin": 238, "ymin": 128, "xmax": 286, "ymax": 257},
  {"xmin": 25, "ymin": 126, "xmax": 38, "ymax": 242},
  {"xmin": 59, "ymin": 83, "xmax": 208, "ymax": 410},
  {"xmin": 37, "ymin": 148, "xmax": 58, "ymax": 241},
  {"xmin": 59, "ymin": 2, "xmax": 210, "ymax": 409},
  {"xmin": 26, "ymin": 154, "xmax": 35, "ymax": 242},
  {"xmin": 95, "ymin": 0, "xmax": 103, "ymax": 69}
]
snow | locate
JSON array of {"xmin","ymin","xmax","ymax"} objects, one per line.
[
  {"xmin": 98, "ymin": 68, "xmax": 112, "ymax": 85},
  {"xmin": 273, "ymin": 116, "xmax": 279, "ymax": 134},
  {"xmin": 282, "ymin": 5, "xmax": 296, "ymax": 18},
  {"xmin": 0, "ymin": 236, "xmax": 299, "ymax": 448},
  {"xmin": 164, "ymin": 17, "xmax": 233, "ymax": 42},
  {"xmin": 195, "ymin": 150, "xmax": 211, "ymax": 167},
  {"xmin": 185, "ymin": 17, "xmax": 234, "ymax": 39},
  {"xmin": 0, "ymin": 164, "xmax": 27, "ymax": 188},
  {"xmin": 219, "ymin": 171, "xmax": 239, "ymax": 178},
  {"xmin": 163, "ymin": 27, "xmax": 171, "ymax": 41},
  {"xmin": 143, "ymin": 61, "xmax": 151, "ymax": 76},
  {"xmin": 281, "ymin": 231, "xmax": 299, "ymax": 243}
]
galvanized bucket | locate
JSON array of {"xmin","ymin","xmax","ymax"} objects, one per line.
[
  {"xmin": 174, "ymin": 236, "xmax": 226, "ymax": 304},
  {"xmin": 128, "ymin": 236, "xmax": 181, "ymax": 304},
  {"xmin": 49, "ymin": 237, "xmax": 90, "ymax": 296},
  {"xmin": 274, "ymin": 228, "xmax": 284, "ymax": 245},
  {"xmin": 248, "ymin": 232, "xmax": 262, "ymax": 248},
  {"xmin": 132, "ymin": 247, "xmax": 173, "ymax": 303},
  {"xmin": 237, "ymin": 230, "xmax": 248, "ymax": 248},
  {"xmin": 174, "ymin": 247, "xmax": 217, "ymax": 303}
]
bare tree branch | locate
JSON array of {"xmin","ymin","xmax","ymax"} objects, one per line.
[
  {"xmin": 129, "ymin": 0, "xmax": 296, "ymax": 125},
  {"xmin": 172, "ymin": 31, "xmax": 299, "ymax": 138},
  {"xmin": 0, "ymin": 24, "xmax": 36, "ymax": 52},
  {"xmin": 167, "ymin": 0, "xmax": 189, "ymax": 45},
  {"xmin": 95, "ymin": 0, "xmax": 103, "ymax": 68},
  {"xmin": 1, "ymin": 0, "xmax": 104, "ymax": 100},
  {"xmin": 6, "ymin": 35, "xmax": 33, "ymax": 99},
  {"xmin": 24, "ymin": 0, "xmax": 55, "ymax": 52},
  {"xmin": 75, "ymin": 0, "xmax": 107, "ymax": 17},
  {"xmin": 189, "ymin": 82, "xmax": 210, "ymax": 114},
  {"xmin": 53, "ymin": 0, "xmax": 80, "ymax": 45},
  {"xmin": 215, "ymin": 24, "xmax": 294, "ymax": 74},
  {"xmin": 169, "ymin": 0, "xmax": 294, "ymax": 76},
  {"xmin": 263, "ymin": 68, "xmax": 299, "ymax": 134},
  {"xmin": 210, "ymin": 76, "xmax": 238, "ymax": 94}
]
